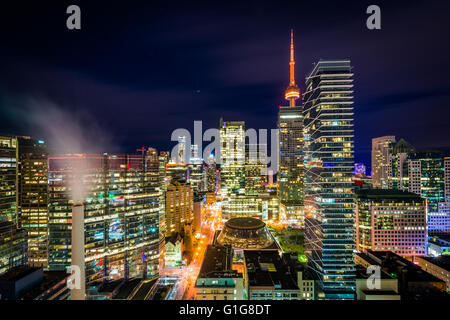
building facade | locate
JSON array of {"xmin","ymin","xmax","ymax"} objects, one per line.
[
  {"xmin": 195, "ymin": 244, "xmax": 244, "ymax": 300},
  {"xmin": 47, "ymin": 152, "xmax": 160, "ymax": 283},
  {"xmin": 355, "ymin": 189, "xmax": 427, "ymax": 257},
  {"xmin": 278, "ymin": 30, "xmax": 304, "ymax": 224},
  {"xmin": 0, "ymin": 136, "xmax": 28, "ymax": 275},
  {"xmin": 416, "ymin": 256, "xmax": 450, "ymax": 293},
  {"xmin": 243, "ymin": 250, "xmax": 301, "ymax": 300},
  {"xmin": 17, "ymin": 137, "xmax": 49, "ymax": 268},
  {"xmin": 165, "ymin": 180, "xmax": 193, "ymax": 236},
  {"xmin": 392, "ymin": 147, "xmax": 445, "ymax": 213},
  {"xmin": 219, "ymin": 119, "xmax": 245, "ymax": 198},
  {"xmin": 445, "ymin": 157, "xmax": 450, "ymax": 202},
  {"xmin": 303, "ymin": 60, "xmax": 356, "ymax": 299},
  {"xmin": 371, "ymin": 136, "xmax": 396, "ymax": 189},
  {"xmin": 428, "ymin": 203, "xmax": 450, "ymax": 235}
]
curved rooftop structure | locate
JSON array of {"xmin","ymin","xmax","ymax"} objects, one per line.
[{"xmin": 216, "ymin": 217, "xmax": 274, "ymax": 249}]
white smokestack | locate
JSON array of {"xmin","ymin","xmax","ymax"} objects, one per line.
[{"xmin": 71, "ymin": 203, "xmax": 85, "ymax": 300}]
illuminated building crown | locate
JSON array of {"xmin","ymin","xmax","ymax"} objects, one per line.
[{"xmin": 284, "ymin": 29, "xmax": 300, "ymax": 106}]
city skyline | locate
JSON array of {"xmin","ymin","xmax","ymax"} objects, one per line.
[
  {"xmin": 1, "ymin": 0, "xmax": 450, "ymax": 304},
  {"xmin": 1, "ymin": 1, "xmax": 450, "ymax": 172}
]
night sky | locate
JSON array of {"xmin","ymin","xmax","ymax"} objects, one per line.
[{"xmin": 1, "ymin": 0, "xmax": 450, "ymax": 172}]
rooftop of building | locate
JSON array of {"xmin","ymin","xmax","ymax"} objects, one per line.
[
  {"xmin": 20, "ymin": 270, "xmax": 69, "ymax": 300},
  {"xmin": 97, "ymin": 279, "xmax": 123, "ymax": 293},
  {"xmin": 225, "ymin": 217, "xmax": 265, "ymax": 230},
  {"xmin": 393, "ymin": 138, "xmax": 415, "ymax": 154},
  {"xmin": 429, "ymin": 235, "xmax": 450, "ymax": 245},
  {"xmin": 408, "ymin": 150, "xmax": 445, "ymax": 159},
  {"xmin": 112, "ymin": 278, "xmax": 142, "ymax": 299},
  {"xmin": 417, "ymin": 256, "xmax": 450, "ymax": 271},
  {"xmin": 281, "ymin": 253, "xmax": 314, "ymax": 281},
  {"xmin": 358, "ymin": 250, "xmax": 445, "ymax": 283},
  {"xmin": 244, "ymin": 250, "xmax": 299, "ymax": 290},
  {"xmin": 355, "ymin": 188, "xmax": 423, "ymax": 200},
  {"xmin": 355, "ymin": 265, "xmax": 395, "ymax": 280},
  {"xmin": 0, "ymin": 266, "xmax": 41, "ymax": 283},
  {"xmin": 197, "ymin": 244, "xmax": 241, "ymax": 279},
  {"xmin": 166, "ymin": 232, "xmax": 183, "ymax": 246}
]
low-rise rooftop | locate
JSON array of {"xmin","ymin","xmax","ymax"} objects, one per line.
[
  {"xmin": 418, "ymin": 256, "xmax": 450, "ymax": 271},
  {"xmin": 197, "ymin": 244, "xmax": 240, "ymax": 279},
  {"xmin": 244, "ymin": 250, "xmax": 298, "ymax": 290}
]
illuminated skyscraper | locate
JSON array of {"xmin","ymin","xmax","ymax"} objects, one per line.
[
  {"xmin": 17, "ymin": 137, "xmax": 49, "ymax": 268},
  {"xmin": 404, "ymin": 151, "xmax": 445, "ymax": 212},
  {"xmin": 165, "ymin": 180, "xmax": 193, "ymax": 236},
  {"xmin": 245, "ymin": 143, "xmax": 267, "ymax": 196},
  {"xmin": 48, "ymin": 152, "xmax": 160, "ymax": 284},
  {"xmin": 391, "ymin": 138, "xmax": 415, "ymax": 190},
  {"xmin": 177, "ymin": 136, "xmax": 187, "ymax": 164},
  {"xmin": 203, "ymin": 162, "xmax": 218, "ymax": 193},
  {"xmin": 219, "ymin": 119, "xmax": 245, "ymax": 202},
  {"xmin": 303, "ymin": 60, "xmax": 356, "ymax": 300},
  {"xmin": 158, "ymin": 151, "xmax": 170, "ymax": 239},
  {"xmin": 371, "ymin": 136, "xmax": 396, "ymax": 189},
  {"xmin": 188, "ymin": 144, "xmax": 203, "ymax": 194},
  {"xmin": 391, "ymin": 144, "xmax": 445, "ymax": 213},
  {"xmin": 0, "ymin": 135, "xmax": 27, "ymax": 275},
  {"xmin": 277, "ymin": 30, "xmax": 304, "ymax": 224},
  {"xmin": 0, "ymin": 136, "xmax": 18, "ymax": 224}
]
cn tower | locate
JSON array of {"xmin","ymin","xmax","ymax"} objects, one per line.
[
  {"xmin": 284, "ymin": 29, "xmax": 300, "ymax": 106},
  {"xmin": 278, "ymin": 29, "xmax": 304, "ymax": 225}
]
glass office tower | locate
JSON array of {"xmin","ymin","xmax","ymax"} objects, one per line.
[
  {"xmin": 48, "ymin": 152, "xmax": 160, "ymax": 284},
  {"xmin": 219, "ymin": 119, "xmax": 246, "ymax": 197},
  {"xmin": 0, "ymin": 135, "xmax": 28, "ymax": 275},
  {"xmin": 303, "ymin": 60, "xmax": 356, "ymax": 300},
  {"xmin": 17, "ymin": 137, "xmax": 49, "ymax": 268}
]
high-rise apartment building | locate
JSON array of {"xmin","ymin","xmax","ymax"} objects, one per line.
[
  {"xmin": 355, "ymin": 189, "xmax": 427, "ymax": 258},
  {"xmin": 371, "ymin": 136, "xmax": 396, "ymax": 189},
  {"xmin": 303, "ymin": 60, "xmax": 356, "ymax": 299},
  {"xmin": 47, "ymin": 152, "xmax": 160, "ymax": 284},
  {"xmin": 278, "ymin": 30, "xmax": 304, "ymax": 224}
]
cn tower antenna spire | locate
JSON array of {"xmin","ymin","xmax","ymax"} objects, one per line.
[
  {"xmin": 290, "ymin": 29, "xmax": 295, "ymax": 85},
  {"xmin": 284, "ymin": 29, "xmax": 300, "ymax": 107}
]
